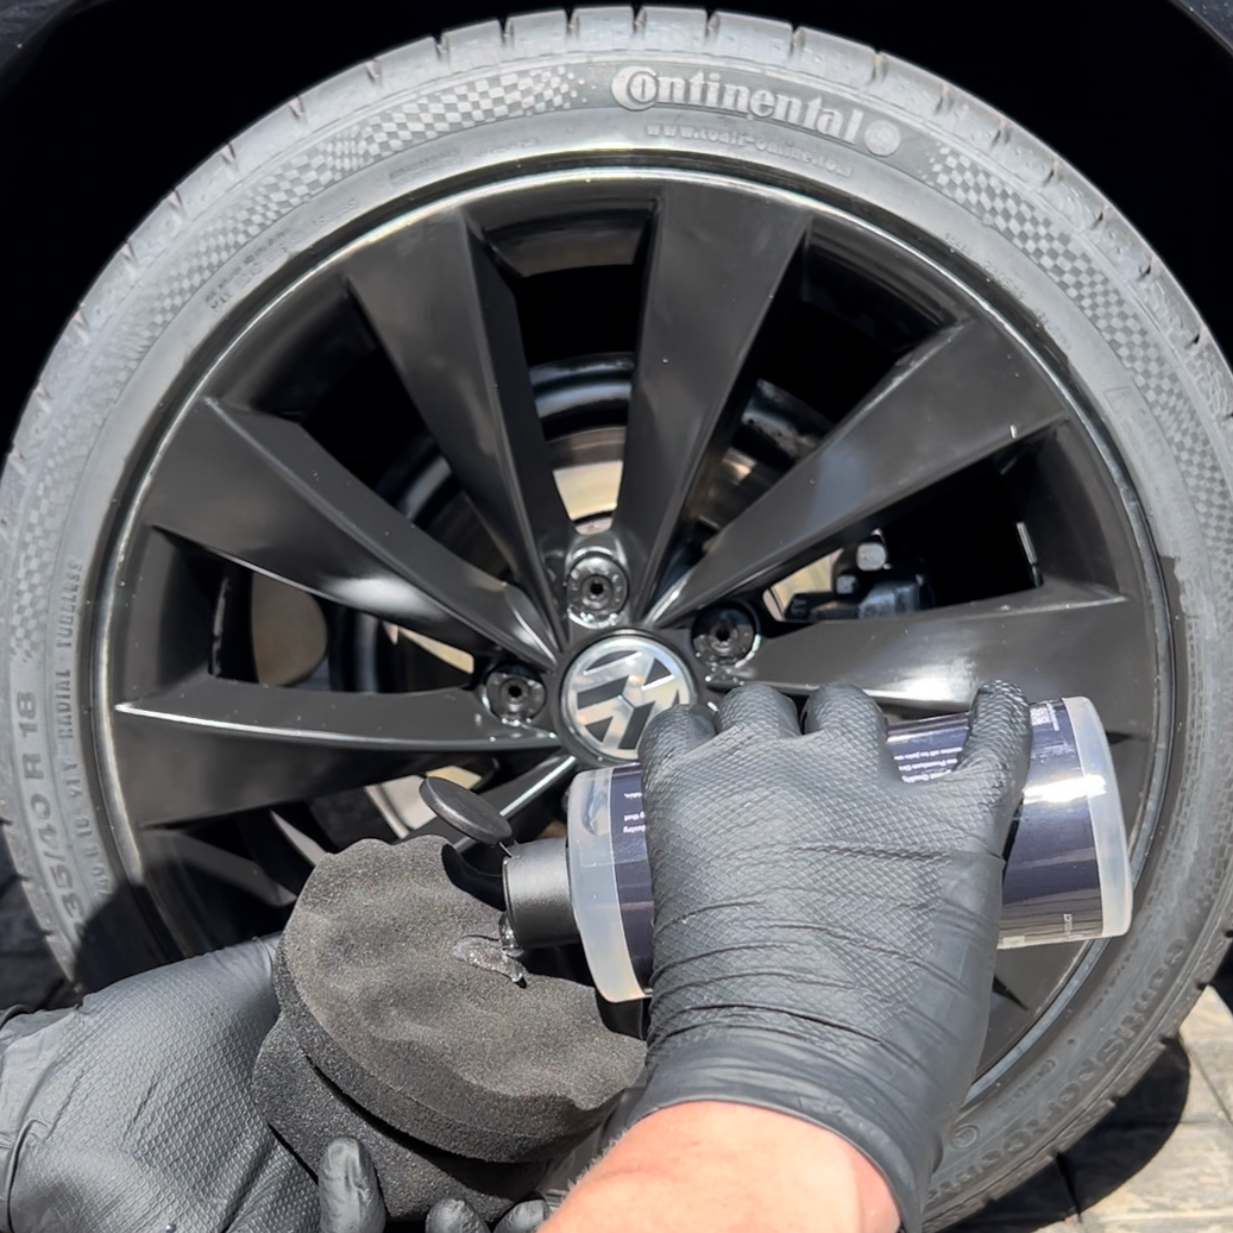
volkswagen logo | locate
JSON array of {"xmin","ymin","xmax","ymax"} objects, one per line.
[{"xmin": 561, "ymin": 635, "xmax": 697, "ymax": 761}]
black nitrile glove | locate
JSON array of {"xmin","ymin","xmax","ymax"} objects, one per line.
[
  {"xmin": 425, "ymin": 1197, "xmax": 548, "ymax": 1233},
  {"xmin": 635, "ymin": 681, "xmax": 1031, "ymax": 1233},
  {"xmin": 0, "ymin": 938, "xmax": 385, "ymax": 1233}
]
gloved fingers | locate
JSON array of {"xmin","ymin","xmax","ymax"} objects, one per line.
[
  {"xmin": 318, "ymin": 1137, "xmax": 385, "ymax": 1233},
  {"xmin": 188, "ymin": 935, "xmax": 279, "ymax": 991},
  {"xmin": 942, "ymin": 680, "xmax": 1032, "ymax": 838},
  {"xmin": 801, "ymin": 683, "xmax": 897, "ymax": 776},
  {"xmin": 257, "ymin": 932, "xmax": 284, "ymax": 965},
  {"xmin": 493, "ymin": 1199, "xmax": 550, "ymax": 1233},
  {"xmin": 640, "ymin": 701, "xmax": 718, "ymax": 769},
  {"xmin": 426, "ymin": 1197, "xmax": 490, "ymax": 1233},
  {"xmin": 114, "ymin": 937, "xmax": 281, "ymax": 1037},
  {"xmin": 716, "ymin": 683, "xmax": 800, "ymax": 740},
  {"xmin": 422, "ymin": 1197, "xmax": 549, "ymax": 1233}
]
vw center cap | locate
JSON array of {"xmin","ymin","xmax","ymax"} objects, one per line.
[{"xmin": 561, "ymin": 634, "xmax": 697, "ymax": 761}]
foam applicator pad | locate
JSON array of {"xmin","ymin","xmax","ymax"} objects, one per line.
[
  {"xmin": 272, "ymin": 836, "xmax": 646, "ymax": 1163},
  {"xmin": 253, "ymin": 1015, "xmax": 546, "ymax": 1222}
]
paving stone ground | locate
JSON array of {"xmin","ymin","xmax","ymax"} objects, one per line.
[{"xmin": 3, "ymin": 830, "xmax": 1232, "ymax": 1227}]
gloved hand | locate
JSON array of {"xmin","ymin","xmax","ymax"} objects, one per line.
[
  {"xmin": 635, "ymin": 681, "xmax": 1031, "ymax": 1233},
  {"xmin": 0, "ymin": 937, "xmax": 385, "ymax": 1233},
  {"xmin": 425, "ymin": 1197, "xmax": 548, "ymax": 1233}
]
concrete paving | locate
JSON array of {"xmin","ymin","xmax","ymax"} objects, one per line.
[{"xmin": 953, "ymin": 987, "xmax": 1233, "ymax": 1233}]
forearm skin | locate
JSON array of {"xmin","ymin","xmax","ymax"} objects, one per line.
[{"xmin": 544, "ymin": 1102, "xmax": 900, "ymax": 1233}]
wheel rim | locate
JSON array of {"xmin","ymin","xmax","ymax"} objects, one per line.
[{"xmin": 94, "ymin": 167, "xmax": 1169, "ymax": 1075}]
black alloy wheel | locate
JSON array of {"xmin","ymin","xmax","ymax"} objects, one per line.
[
  {"xmin": 5, "ymin": 10, "xmax": 1233, "ymax": 1228},
  {"xmin": 101, "ymin": 171, "xmax": 1164, "ymax": 1083}
]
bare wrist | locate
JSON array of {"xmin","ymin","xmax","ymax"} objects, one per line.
[{"xmin": 547, "ymin": 1102, "xmax": 900, "ymax": 1233}]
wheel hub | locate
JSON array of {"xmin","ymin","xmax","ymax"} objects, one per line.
[{"xmin": 560, "ymin": 634, "xmax": 697, "ymax": 761}]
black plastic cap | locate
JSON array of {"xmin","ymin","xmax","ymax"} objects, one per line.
[{"xmin": 502, "ymin": 838, "xmax": 577, "ymax": 949}]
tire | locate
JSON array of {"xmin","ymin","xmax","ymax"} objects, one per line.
[{"xmin": 3, "ymin": 8, "xmax": 1233, "ymax": 1227}]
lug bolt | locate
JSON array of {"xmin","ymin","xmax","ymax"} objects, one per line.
[
  {"xmin": 567, "ymin": 553, "xmax": 629, "ymax": 625},
  {"xmin": 485, "ymin": 667, "xmax": 546, "ymax": 721},
  {"xmin": 692, "ymin": 605, "xmax": 756, "ymax": 665}
]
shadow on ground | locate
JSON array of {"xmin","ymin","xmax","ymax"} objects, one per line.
[{"xmin": 0, "ymin": 835, "xmax": 71, "ymax": 1010}]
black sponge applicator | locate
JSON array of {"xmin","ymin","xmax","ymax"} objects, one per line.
[
  {"xmin": 253, "ymin": 1015, "xmax": 548, "ymax": 1222},
  {"xmin": 268, "ymin": 836, "xmax": 645, "ymax": 1165}
]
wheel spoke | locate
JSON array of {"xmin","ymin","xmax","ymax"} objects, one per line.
[
  {"xmin": 346, "ymin": 210, "xmax": 573, "ymax": 631},
  {"xmin": 113, "ymin": 674, "xmax": 559, "ymax": 825},
  {"xmin": 144, "ymin": 399, "xmax": 555, "ymax": 668},
  {"xmin": 651, "ymin": 319, "xmax": 1069, "ymax": 626},
  {"xmin": 485, "ymin": 752, "xmax": 576, "ymax": 810},
  {"xmin": 981, "ymin": 946, "xmax": 1084, "ymax": 1070},
  {"xmin": 454, "ymin": 753, "xmax": 578, "ymax": 845},
  {"xmin": 143, "ymin": 828, "xmax": 296, "ymax": 910},
  {"xmin": 733, "ymin": 581, "xmax": 1150, "ymax": 736},
  {"xmin": 613, "ymin": 184, "xmax": 809, "ymax": 614}
]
